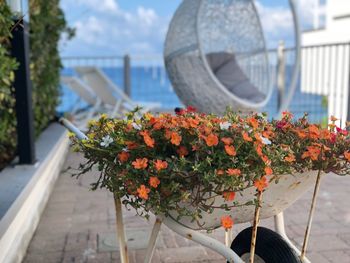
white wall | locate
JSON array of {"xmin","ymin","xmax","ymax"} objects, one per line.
[{"xmin": 301, "ymin": 0, "xmax": 350, "ymax": 124}]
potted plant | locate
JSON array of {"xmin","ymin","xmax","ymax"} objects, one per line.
[{"xmin": 70, "ymin": 108, "xmax": 349, "ymax": 231}]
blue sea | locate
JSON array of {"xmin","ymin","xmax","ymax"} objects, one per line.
[{"xmin": 58, "ymin": 66, "xmax": 327, "ymax": 123}]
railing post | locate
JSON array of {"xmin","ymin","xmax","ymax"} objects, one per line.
[
  {"xmin": 10, "ymin": 18, "xmax": 36, "ymax": 164},
  {"xmin": 277, "ymin": 41, "xmax": 285, "ymax": 111},
  {"xmin": 124, "ymin": 54, "xmax": 131, "ymax": 97}
]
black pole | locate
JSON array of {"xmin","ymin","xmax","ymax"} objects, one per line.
[{"xmin": 10, "ymin": 19, "xmax": 36, "ymax": 164}]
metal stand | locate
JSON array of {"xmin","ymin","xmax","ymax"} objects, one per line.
[
  {"xmin": 274, "ymin": 212, "xmax": 311, "ymax": 263},
  {"xmin": 113, "ymin": 195, "xmax": 129, "ymax": 263},
  {"xmin": 163, "ymin": 217, "xmax": 244, "ymax": 263},
  {"xmin": 144, "ymin": 217, "xmax": 163, "ymax": 263},
  {"xmin": 225, "ymin": 228, "xmax": 233, "ymax": 247}
]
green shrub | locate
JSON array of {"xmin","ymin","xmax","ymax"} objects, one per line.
[
  {"xmin": 0, "ymin": 1, "xmax": 73, "ymax": 169},
  {"xmin": 0, "ymin": 3, "xmax": 18, "ymax": 170},
  {"xmin": 30, "ymin": 0, "xmax": 74, "ymax": 135}
]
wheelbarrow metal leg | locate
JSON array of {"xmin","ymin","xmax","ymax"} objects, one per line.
[
  {"xmin": 274, "ymin": 212, "xmax": 311, "ymax": 263},
  {"xmin": 225, "ymin": 228, "xmax": 232, "ymax": 247},
  {"xmin": 301, "ymin": 169, "xmax": 322, "ymax": 260},
  {"xmin": 163, "ymin": 217, "xmax": 244, "ymax": 263},
  {"xmin": 113, "ymin": 195, "xmax": 129, "ymax": 263},
  {"xmin": 144, "ymin": 217, "xmax": 163, "ymax": 263}
]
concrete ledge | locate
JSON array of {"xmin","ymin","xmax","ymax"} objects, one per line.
[{"xmin": 0, "ymin": 123, "xmax": 69, "ymax": 263}]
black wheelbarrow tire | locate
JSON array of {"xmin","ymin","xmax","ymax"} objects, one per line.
[{"xmin": 229, "ymin": 226, "xmax": 301, "ymax": 263}]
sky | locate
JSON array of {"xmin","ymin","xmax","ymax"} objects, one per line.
[{"xmin": 59, "ymin": 0, "xmax": 322, "ymax": 57}]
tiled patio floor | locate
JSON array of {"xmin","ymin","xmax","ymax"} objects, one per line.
[{"xmin": 24, "ymin": 150, "xmax": 350, "ymax": 262}]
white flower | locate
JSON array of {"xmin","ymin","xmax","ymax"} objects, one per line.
[
  {"xmin": 220, "ymin": 121, "xmax": 231, "ymax": 130},
  {"xmin": 261, "ymin": 136, "xmax": 271, "ymax": 145},
  {"xmin": 257, "ymin": 113, "xmax": 266, "ymax": 119},
  {"xmin": 132, "ymin": 122, "xmax": 142, "ymax": 130},
  {"xmin": 100, "ymin": 135, "xmax": 113, "ymax": 147}
]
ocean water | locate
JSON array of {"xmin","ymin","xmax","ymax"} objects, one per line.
[{"xmin": 58, "ymin": 66, "xmax": 327, "ymax": 123}]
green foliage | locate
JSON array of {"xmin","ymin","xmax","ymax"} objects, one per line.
[
  {"xmin": 29, "ymin": 0, "xmax": 74, "ymax": 134},
  {"xmin": 0, "ymin": 2, "xmax": 18, "ymax": 170},
  {"xmin": 0, "ymin": 1, "xmax": 73, "ymax": 169}
]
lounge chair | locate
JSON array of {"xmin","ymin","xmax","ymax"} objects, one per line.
[
  {"xmin": 60, "ymin": 76, "xmax": 103, "ymax": 128},
  {"xmin": 75, "ymin": 67, "xmax": 161, "ymax": 117}
]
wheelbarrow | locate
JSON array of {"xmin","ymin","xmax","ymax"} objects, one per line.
[{"xmin": 60, "ymin": 117, "xmax": 324, "ymax": 263}]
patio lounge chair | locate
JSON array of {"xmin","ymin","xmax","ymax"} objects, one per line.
[
  {"xmin": 60, "ymin": 76, "xmax": 103, "ymax": 128},
  {"xmin": 75, "ymin": 67, "xmax": 161, "ymax": 117}
]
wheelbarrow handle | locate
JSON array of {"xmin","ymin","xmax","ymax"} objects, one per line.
[{"xmin": 58, "ymin": 117, "xmax": 88, "ymax": 140}]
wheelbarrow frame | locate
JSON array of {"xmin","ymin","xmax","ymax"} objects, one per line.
[{"xmin": 60, "ymin": 117, "xmax": 322, "ymax": 263}]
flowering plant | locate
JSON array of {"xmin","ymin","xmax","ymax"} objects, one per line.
[{"xmin": 70, "ymin": 108, "xmax": 350, "ymax": 229}]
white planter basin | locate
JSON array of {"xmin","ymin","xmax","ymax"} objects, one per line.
[{"xmin": 167, "ymin": 171, "xmax": 320, "ymax": 230}]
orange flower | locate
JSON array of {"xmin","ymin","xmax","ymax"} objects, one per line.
[
  {"xmin": 248, "ymin": 117, "xmax": 259, "ymax": 129},
  {"xmin": 132, "ymin": 158, "xmax": 148, "ymax": 169},
  {"xmin": 344, "ymin": 151, "xmax": 350, "ymax": 162},
  {"xmin": 264, "ymin": 166, "xmax": 273, "ymax": 176},
  {"xmin": 302, "ymin": 146, "xmax": 321, "ymax": 161},
  {"xmin": 216, "ymin": 169, "xmax": 225, "ymax": 176},
  {"xmin": 137, "ymin": 185, "xmax": 150, "ymax": 200},
  {"xmin": 177, "ymin": 146, "xmax": 189, "ymax": 157},
  {"xmin": 261, "ymin": 155, "xmax": 271, "ymax": 165},
  {"xmin": 188, "ymin": 118, "xmax": 200, "ymax": 128},
  {"xmin": 262, "ymin": 129, "xmax": 274, "ymax": 139},
  {"xmin": 149, "ymin": 177, "xmax": 160, "ymax": 188},
  {"xmin": 295, "ymin": 129, "xmax": 307, "ymax": 139},
  {"xmin": 154, "ymin": 159, "xmax": 168, "ymax": 171},
  {"xmin": 164, "ymin": 129, "xmax": 172, "ymax": 139},
  {"xmin": 223, "ymin": 191, "xmax": 236, "ymax": 201},
  {"xmin": 153, "ymin": 120, "xmax": 164, "ymax": 130},
  {"xmin": 205, "ymin": 134, "xmax": 219, "ymax": 147},
  {"xmin": 330, "ymin": 116, "xmax": 338, "ymax": 122},
  {"xmin": 125, "ymin": 141, "xmax": 138, "ymax": 150},
  {"xmin": 284, "ymin": 154, "xmax": 296, "ymax": 163},
  {"xmin": 242, "ymin": 132, "xmax": 253, "ymax": 142},
  {"xmin": 308, "ymin": 125, "xmax": 320, "ymax": 139},
  {"xmin": 221, "ymin": 137, "xmax": 233, "ymax": 145},
  {"xmin": 221, "ymin": 215, "xmax": 234, "ymax": 230},
  {"xmin": 226, "ymin": 168, "xmax": 241, "ymax": 176},
  {"xmin": 171, "ymin": 132, "xmax": 182, "ymax": 146},
  {"xmin": 117, "ymin": 151, "xmax": 130, "ymax": 163},
  {"xmin": 140, "ymin": 131, "xmax": 155, "ymax": 148},
  {"xmin": 254, "ymin": 133, "xmax": 262, "ymax": 143},
  {"xmin": 254, "ymin": 176, "xmax": 268, "ymax": 192},
  {"xmin": 255, "ymin": 143, "xmax": 263, "ymax": 156},
  {"xmin": 320, "ymin": 129, "xmax": 331, "ymax": 140},
  {"xmin": 225, "ymin": 145, "xmax": 237, "ymax": 156}
]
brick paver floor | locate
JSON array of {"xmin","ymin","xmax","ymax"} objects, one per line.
[{"xmin": 24, "ymin": 151, "xmax": 350, "ymax": 262}]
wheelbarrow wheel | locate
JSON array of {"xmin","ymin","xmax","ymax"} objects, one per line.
[{"xmin": 229, "ymin": 226, "xmax": 301, "ymax": 263}]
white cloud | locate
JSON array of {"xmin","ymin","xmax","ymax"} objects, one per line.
[
  {"xmin": 60, "ymin": 1, "xmax": 168, "ymax": 56},
  {"xmin": 255, "ymin": 2, "xmax": 292, "ymax": 33},
  {"xmin": 137, "ymin": 7, "xmax": 157, "ymax": 26},
  {"xmin": 76, "ymin": 0, "xmax": 118, "ymax": 14},
  {"xmin": 61, "ymin": 0, "xmax": 323, "ymax": 55},
  {"xmin": 255, "ymin": 0, "xmax": 326, "ymax": 48}
]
